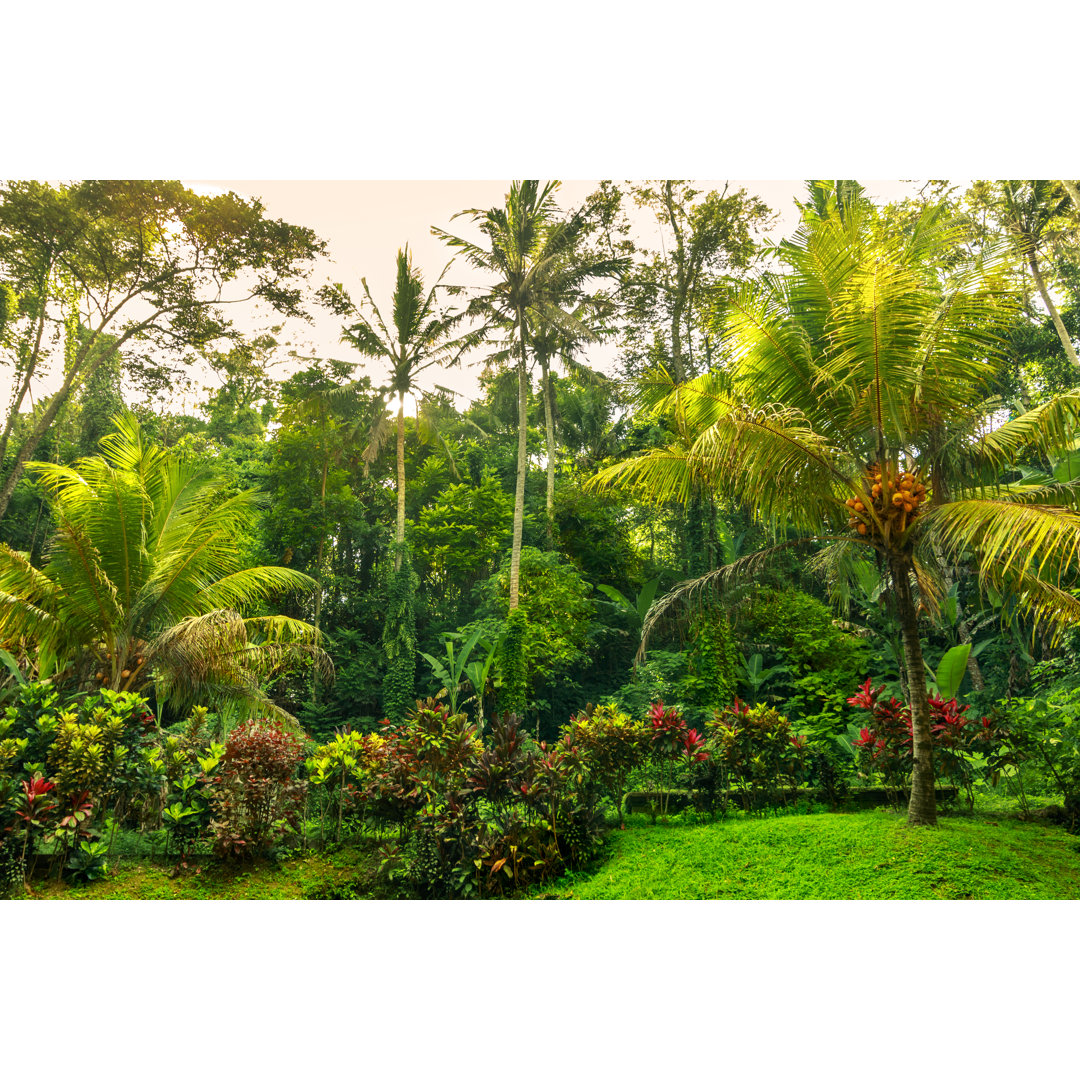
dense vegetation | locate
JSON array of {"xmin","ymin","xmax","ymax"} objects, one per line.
[{"xmin": 4, "ymin": 178, "xmax": 1080, "ymax": 900}]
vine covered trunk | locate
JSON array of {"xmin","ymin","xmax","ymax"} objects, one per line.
[
  {"xmin": 541, "ymin": 358, "xmax": 556, "ymax": 546},
  {"xmin": 395, "ymin": 394, "xmax": 406, "ymax": 570},
  {"xmin": 891, "ymin": 552, "xmax": 937, "ymax": 825},
  {"xmin": 509, "ymin": 338, "xmax": 528, "ymax": 611}
]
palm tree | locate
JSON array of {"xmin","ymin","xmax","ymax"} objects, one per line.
[
  {"xmin": 337, "ymin": 246, "xmax": 478, "ymax": 571},
  {"xmin": 434, "ymin": 181, "xmax": 625, "ymax": 607},
  {"xmin": 975, "ymin": 180, "xmax": 1080, "ymax": 368},
  {"xmin": 591, "ymin": 195, "xmax": 1080, "ymax": 826},
  {"xmin": 0, "ymin": 413, "xmax": 329, "ymax": 721}
]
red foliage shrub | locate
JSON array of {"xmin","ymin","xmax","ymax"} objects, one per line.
[{"xmin": 209, "ymin": 719, "xmax": 307, "ymax": 859}]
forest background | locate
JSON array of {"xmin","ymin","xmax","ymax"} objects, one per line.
[{"xmin": 6, "ymin": 1, "xmax": 1078, "ymax": 1074}]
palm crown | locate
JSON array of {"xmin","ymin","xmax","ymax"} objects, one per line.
[{"xmin": 0, "ymin": 413, "xmax": 328, "ymax": 721}]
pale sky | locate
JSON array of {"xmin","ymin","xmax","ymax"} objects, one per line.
[
  {"xmin": 2, "ymin": 179, "xmax": 920, "ymax": 413},
  {"xmin": 185, "ymin": 178, "xmax": 919, "ymax": 406}
]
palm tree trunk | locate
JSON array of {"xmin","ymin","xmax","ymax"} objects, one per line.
[
  {"xmin": 891, "ymin": 552, "xmax": 937, "ymax": 826},
  {"xmin": 509, "ymin": 350, "xmax": 528, "ymax": 611},
  {"xmin": 1028, "ymin": 253, "xmax": 1080, "ymax": 369},
  {"xmin": 395, "ymin": 393, "xmax": 406, "ymax": 571},
  {"xmin": 540, "ymin": 357, "xmax": 556, "ymax": 547}
]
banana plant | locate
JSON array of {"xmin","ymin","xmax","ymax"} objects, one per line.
[
  {"xmin": 927, "ymin": 643, "xmax": 973, "ymax": 700},
  {"xmin": 739, "ymin": 652, "xmax": 789, "ymax": 705},
  {"xmin": 596, "ymin": 577, "xmax": 661, "ymax": 625},
  {"xmin": 462, "ymin": 634, "xmax": 501, "ymax": 730},
  {"xmin": 419, "ymin": 626, "xmax": 485, "ymax": 716}
]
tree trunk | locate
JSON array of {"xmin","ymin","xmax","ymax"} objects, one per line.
[
  {"xmin": 540, "ymin": 357, "xmax": 556, "ymax": 547},
  {"xmin": 311, "ymin": 438, "xmax": 330, "ymax": 705},
  {"xmin": 395, "ymin": 393, "xmax": 406, "ymax": 570},
  {"xmin": 0, "ymin": 296, "xmax": 50, "ymax": 471},
  {"xmin": 663, "ymin": 181, "xmax": 687, "ymax": 384},
  {"xmin": 1028, "ymin": 253, "xmax": 1080, "ymax": 369},
  {"xmin": 509, "ymin": 347, "xmax": 528, "ymax": 611},
  {"xmin": 891, "ymin": 552, "xmax": 937, "ymax": 826}
]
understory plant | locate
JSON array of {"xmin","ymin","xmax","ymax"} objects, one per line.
[
  {"xmin": 209, "ymin": 719, "xmax": 307, "ymax": 859},
  {"xmin": 706, "ymin": 699, "xmax": 808, "ymax": 813},
  {"xmin": 847, "ymin": 678, "xmax": 1007, "ymax": 806}
]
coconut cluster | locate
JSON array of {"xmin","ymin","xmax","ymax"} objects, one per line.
[
  {"xmin": 95, "ymin": 650, "xmax": 146, "ymax": 685},
  {"xmin": 845, "ymin": 464, "xmax": 927, "ymax": 538}
]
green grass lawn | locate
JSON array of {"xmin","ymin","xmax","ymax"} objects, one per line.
[
  {"xmin": 24, "ymin": 841, "xmax": 387, "ymax": 900},
  {"xmin": 533, "ymin": 809, "xmax": 1080, "ymax": 899}
]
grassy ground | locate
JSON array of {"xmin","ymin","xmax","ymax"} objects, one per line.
[
  {"xmin": 18, "ymin": 805, "xmax": 1080, "ymax": 901},
  {"xmin": 532, "ymin": 808, "xmax": 1080, "ymax": 900},
  {"xmin": 22, "ymin": 841, "xmax": 387, "ymax": 900}
]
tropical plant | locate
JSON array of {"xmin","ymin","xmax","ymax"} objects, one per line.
[
  {"xmin": 592, "ymin": 193, "xmax": 1080, "ymax": 825},
  {"xmin": 563, "ymin": 704, "xmax": 649, "ymax": 826},
  {"xmin": 434, "ymin": 181, "xmax": 625, "ymax": 608},
  {"xmin": 209, "ymin": 718, "xmax": 307, "ymax": 859},
  {"xmin": 0, "ymin": 413, "xmax": 330, "ymax": 721},
  {"xmin": 419, "ymin": 626, "xmax": 485, "ymax": 717},
  {"xmin": 330, "ymin": 246, "xmax": 478, "ymax": 569}
]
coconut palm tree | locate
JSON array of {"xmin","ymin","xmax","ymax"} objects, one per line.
[
  {"xmin": 0, "ymin": 413, "xmax": 329, "ymax": 721},
  {"xmin": 434, "ymin": 181, "xmax": 625, "ymax": 607},
  {"xmin": 590, "ymin": 195, "xmax": 1080, "ymax": 826},
  {"xmin": 336, "ymin": 246, "xmax": 478, "ymax": 572}
]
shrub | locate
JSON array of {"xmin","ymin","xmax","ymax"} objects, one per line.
[
  {"xmin": 563, "ymin": 704, "xmax": 649, "ymax": 826},
  {"xmin": 209, "ymin": 719, "xmax": 307, "ymax": 860},
  {"xmin": 706, "ymin": 700, "xmax": 808, "ymax": 812},
  {"xmin": 306, "ymin": 728, "xmax": 387, "ymax": 842},
  {"xmin": 846, "ymin": 678, "xmax": 1009, "ymax": 805}
]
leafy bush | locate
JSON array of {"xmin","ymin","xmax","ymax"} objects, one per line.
[
  {"xmin": 706, "ymin": 700, "xmax": 808, "ymax": 812},
  {"xmin": 738, "ymin": 586, "xmax": 870, "ymax": 729},
  {"xmin": 989, "ymin": 688, "xmax": 1080, "ymax": 829},
  {"xmin": 306, "ymin": 728, "xmax": 387, "ymax": 842},
  {"xmin": 209, "ymin": 719, "xmax": 307, "ymax": 860},
  {"xmin": 371, "ymin": 706, "xmax": 606, "ymax": 898},
  {"xmin": 563, "ymin": 704, "xmax": 649, "ymax": 825},
  {"xmin": 847, "ymin": 678, "xmax": 1008, "ymax": 805}
]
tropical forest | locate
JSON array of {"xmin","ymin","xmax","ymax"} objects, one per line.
[{"xmin": 5, "ymin": 176, "xmax": 1080, "ymax": 901}]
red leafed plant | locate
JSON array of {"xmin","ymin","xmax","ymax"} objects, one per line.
[
  {"xmin": 847, "ymin": 677, "xmax": 1006, "ymax": 802},
  {"xmin": 11, "ymin": 775, "xmax": 58, "ymax": 888},
  {"xmin": 209, "ymin": 719, "xmax": 307, "ymax": 859}
]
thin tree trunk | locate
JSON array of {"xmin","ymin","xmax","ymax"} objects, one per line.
[
  {"xmin": 395, "ymin": 393, "xmax": 406, "ymax": 569},
  {"xmin": 509, "ymin": 348, "xmax": 528, "ymax": 611},
  {"xmin": 891, "ymin": 552, "xmax": 937, "ymax": 826},
  {"xmin": 0, "ymin": 295, "xmax": 50, "ymax": 470},
  {"xmin": 311, "ymin": 437, "xmax": 329, "ymax": 704},
  {"xmin": 1028, "ymin": 253, "xmax": 1080, "ymax": 369},
  {"xmin": 540, "ymin": 357, "xmax": 556, "ymax": 547},
  {"xmin": 663, "ymin": 181, "xmax": 687, "ymax": 384}
]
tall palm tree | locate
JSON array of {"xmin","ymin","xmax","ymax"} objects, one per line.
[
  {"xmin": 337, "ymin": 246, "xmax": 477, "ymax": 571},
  {"xmin": 434, "ymin": 181, "xmax": 625, "ymax": 607},
  {"xmin": 977, "ymin": 180, "xmax": 1080, "ymax": 369},
  {"xmin": 0, "ymin": 413, "xmax": 329, "ymax": 720},
  {"xmin": 591, "ymin": 196, "xmax": 1080, "ymax": 826}
]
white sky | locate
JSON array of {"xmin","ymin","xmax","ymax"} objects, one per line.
[{"xmin": 166, "ymin": 179, "xmax": 921, "ymax": 408}]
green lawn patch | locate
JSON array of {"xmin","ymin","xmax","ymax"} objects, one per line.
[
  {"xmin": 533, "ymin": 810, "xmax": 1080, "ymax": 899},
  {"xmin": 25, "ymin": 842, "xmax": 387, "ymax": 901}
]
